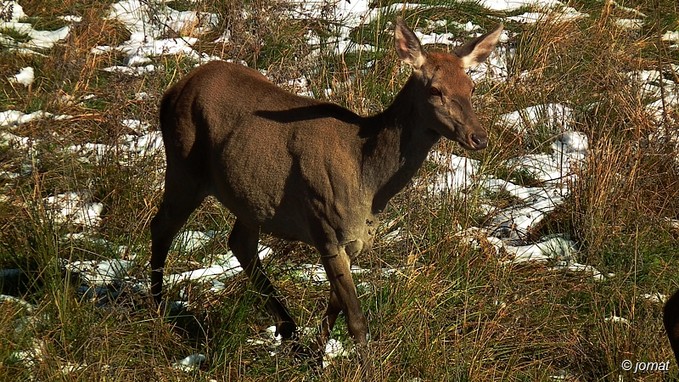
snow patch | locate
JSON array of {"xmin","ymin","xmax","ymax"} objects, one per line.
[
  {"xmin": 428, "ymin": 153, "xmax": 481, "ymax": 194},
  {"xmin": 94, "ymin": 0, "xmax": 222, "ymax": 76},
  {"xmin": 243, "ymin": 324, "xmax": 352, "ymax": 367},
  {"xmin": 164, "ymin": 244, "xmax": 272, "ymax": 289},
  {"xmin": 0, "ymin": 110, "xmax": 53, "ymax": 127},
  {"xmin": 663, "ymin": 31, "xmax": 679, "ymax": 43},
  {"xmin": 62, "ymin": 258, "xmax": 135, "ymax": 286},
  {"xmin": 173, "ymin": 353, "xmax": 206, "ymax": 372},
  {"xmin": 615, "ymin": 18, "xmax": 643, "ymax": 30},
  {"xmin": 498, "ymin": 103, "xmax": 575, "ymax": 134},
  {"xmin": 43, "ymin": 192, "xmax": 103, "ymax": 228},
  {"xmin": 477, "ymin": 0, "xmax": 565, "ymax": 12},
  {"xmin": 0, "ymin": 1, "xmax": 72, "ymax": 51},
  {"xmin": 506, "ymin": 7, "xmax": 586, "ymax": 24},
  {"xmin": 8, "ymin": 66, "xmax": 34, "ymax": 87}
]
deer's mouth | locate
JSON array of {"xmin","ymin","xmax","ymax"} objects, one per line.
[
  {"xmin": 466, "ymin": 131, "xmax": 488, "ymax": 150},
  {"xmin": 457, "ymin": 139, "xmax": 485, "ymax": 151},
  {"xmin": 448, "ymin": 124, "xmax": 488, "ymax": 150}
]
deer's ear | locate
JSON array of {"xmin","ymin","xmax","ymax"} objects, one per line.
[
  {"xmin": 455, "ymin": 24, "xmax": 503, "ymax": 69},
  {"xmin": 394, "ymin": 18, "xmax": 425, "ymax": 69}
]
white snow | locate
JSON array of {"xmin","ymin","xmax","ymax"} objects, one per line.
[
  {"xmin": 428, "ymin": 153, "xmax": 480, "ymax": 193},
  {"xmin": 430, "ymin": 126, "xmax": 588, "ymax": 242},
  {"xmin": 615, "ymin": 18, "xmax": 643, "ymax": 30},
  {"xmin": 498, "ymin": 103, "xmax": 575, "ymax": 134},
  {"xmin": 8, "ymin": 66, "xmax": 34, "ymax": 87},
  {"xmin": 641, "ymin": 292, "xmax": 667, "ymax": 304},
  {"xmin": 120, "ymin": 119, "xmax": 152, "ymax": 133},
  {"xmin": 10, "ymin": 338, "xmax": 46, "ymax": 367},
  {"xmin": 173, "ymin": 230, "xmax": 215, "ymax": 252},
  {"xmin": 59, "ymin": 15, "xmax": 82, "ymax": 23},
  {"xmin": 323, "ymin": 338, "xmax": 351, "ymax": 368},
  {"xmin": 0, "ymin": 1, "xmax": 72, "ymax": 51},
  {"xmin": 291, "ymin": 263, "xmax": 402, "ymax": 284},
  {"xmin": 605, "ymin": 315, "xmax": 630, "ymax": 325},
  {"xmin": 606, "ymin": 0, "xmax": 646, "ymax": 18},
  {"xmin": 122, "ymin": 131, "xmax": 164, "ymax": 157},
  {"xmin": 173, "ymin": 353, "xmax": 206, "ymax": 372},
  {"xmin": 64, "ymin": 233, "xmax": 130, "ymax": 258},
  {"xmin": 0, "ymin": 110, "xmax": 52, "ymax": 127},
  {"xmin": 290, "ymin": 1, "xmax": 432, "ymax": 56},
  {"xmin": 107, "ymin": 0, "xmax": 218, "ymax": 39},
  {"xmin": 506, "ymin": 7, "xmax": 586, "ymax": 24},
  {"xmin": 246, "ymin": 325, "xmax": 282, "ymax": 349},
  {"xmin": 504, "ymin": 236, "xmax": 576, "ymax": 263},
  {"xmin": 164, "ymin": 245, "xmax": 272, "ymax": 288},
  {"xmin": 24, "ymin": 26, "xmax": 70, "ymax": 49},
  {"xmin": 415, "ymin": 31, "xmax": 457, "ymax": 46},
  {"xmin": 244, "ymin": 324, "xmax": 351, "ymax": 367},
  {"xmin": 0, "ymin": 0, "xmax": 26, "ymax": 20},
  {"xmin": 62, "ymin": 258, "xmax": 135, "ymax": 286},
  {"xmin": 97, "ymin": 0, "xmax": 221, "ymax": 71},
  {"xmin": 0, "ymin": 293, "xmax": 35, "ymax": 312},
  {"xmin": 102, "ymin": 64, "xmax": 156, "ymax": 76},
  {"xmin": 477, "ymin": 0, "xmax": 564, "ymax": 12},
  {"xmin": 487, "ymin": 193, "xmax": 563, "ymax": 240},
  {"xmin": 507, "ymin": 141, "xmax": 585, "ymax": 186},
  {"xmin": 43, "ymin": 192, "xmax": 103, "ymax": 228},
  {"xmin": 463, "ymin": 231, "xmax": 608, "ymax": 280},
  {"xmin": 121, "ymin": 37, "xmax": 199, "ymax": 64}
]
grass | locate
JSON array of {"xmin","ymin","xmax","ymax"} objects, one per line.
[{"xmin": 0, "ymin": 0, "xmax": 678, "ymax": 381}]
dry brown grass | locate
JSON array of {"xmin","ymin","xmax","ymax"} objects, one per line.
[{"xmin": 0, "ymin": 0, "xmax": 678, "ymax": 381}]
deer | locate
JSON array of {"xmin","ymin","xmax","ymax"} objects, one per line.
[
  {"xmin": 665, "ymin": 289, "xmax": 679, "ymax": 364},
  {"xmin": 150, "ymin": 18, "xmax": 503, "ymax": 360}
]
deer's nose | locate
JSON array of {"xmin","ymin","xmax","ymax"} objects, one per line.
[{"xmin": 470, "ymin": 132, "xmax": 488, "ymax": 149}]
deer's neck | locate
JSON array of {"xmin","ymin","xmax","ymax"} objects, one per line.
[{"xmin": 362, "ymin": 76, "xmax": 440, "ymax": 213}]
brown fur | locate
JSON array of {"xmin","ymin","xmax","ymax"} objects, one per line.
[
  {"xmin": 150, "ymin": 19, "xmax": 503, "ymax": 359},
  {"xmin": 665, "ymin": 289, "xmax": 679, "ymax": 364}
]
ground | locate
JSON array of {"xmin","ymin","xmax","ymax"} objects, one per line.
[{"xmin": 0, "ymin": 0, "xmax": 678, "ymax": 381}]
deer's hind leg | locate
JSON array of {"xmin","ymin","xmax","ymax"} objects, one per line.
[
  {"xmin": 151, "ymin": 171, "xmax": 206, "ymax": 304},
  {"xmin": 228, "ymin": 219, "xmax": 297, "ymax": 339}
]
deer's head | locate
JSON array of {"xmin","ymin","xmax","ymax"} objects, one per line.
[{"xmin": 395, "ymin": 19, "xmax": 503, "ymax": 150}]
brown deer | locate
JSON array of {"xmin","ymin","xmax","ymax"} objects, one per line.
[
  {"xmin": 151, "ymin": 18, "xmax": 503, "ymax": 358},
  {"xmin": 665, "ymin": 289, "xmax": 679, "ymax": 364}
]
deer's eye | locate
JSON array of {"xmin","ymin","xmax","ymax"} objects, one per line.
[{"xmin": 430, "ymin": 86, "xmax": 442, "ymax": 97}]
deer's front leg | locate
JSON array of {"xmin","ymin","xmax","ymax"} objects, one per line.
[{"xmin": 318, "ymin": 242, "xmax": 369, "ymax": 359}]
